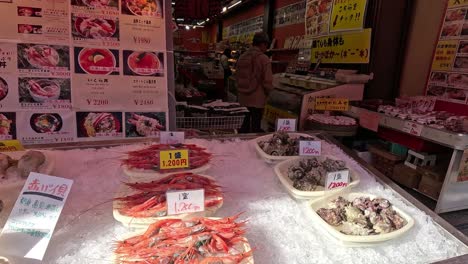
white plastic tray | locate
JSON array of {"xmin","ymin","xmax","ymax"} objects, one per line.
[
  {"xmin": 309, "ymin": 192, "xmax": 415, "ymax": 246},
  {"xmin": 254, "ymin": 133, "xmax": 319, "ymax": 164},
  {"xmin": 113, "ymin": 175, "xmax": 222, "ymax": 229},
  {"xmin": 274, "ymin": 156, "xmax": 360, "ymax": 200},
  {"xmin": 115, "ymin": 220, "xmax": 254, "ymax": 264},
  {"xmin": 122, "ymin": 162, "xmax": 211, "ymax": 182}
]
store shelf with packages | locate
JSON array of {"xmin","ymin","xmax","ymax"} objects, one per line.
[
  {"xmin": 1, "ymin": 132, "xmax": 468, "ymax": 263},
  {"xmin": 345, "ymin": 106, "xmax": 468, "ymax": 214}
]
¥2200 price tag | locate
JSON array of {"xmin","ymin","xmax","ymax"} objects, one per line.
[
  {"xmin": 160, "ymin": 132, "xmax": 185, "ymax": 144},
  {"xmin": 325, "ymin": 170, "xmax": 350, "ymax": 190},
  {"xmin": 299, "ymin": 141, "xmax": 321, "ymax": 156},
  {"xmin": 166, "ymin": 189, "xmax": 205, "ymax": 215},
  {"xmin": 276, "ymin": 118, "xmax": 297, "ymax": 132},
  {"xmin": 159, "ymin": 149, "xmax": 189, "ymax": 170}
]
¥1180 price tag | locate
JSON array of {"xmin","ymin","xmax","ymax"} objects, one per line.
[
  {"xmin": 166, "ymin": 189, "xmax": 205, "ymax": 215},
  {"xmin": 160, "ymin": 132, "xmax": 185, "ymax": 144},
  {"xmin": 325, "ymin": 170, "xmax": 350, "ymax": 190},
  {"xmin": 276, "ymin": 118, "xmax": 297, "ymax": 132},
  {"xmin": 159, "ymin": 149, "xmax": 189, "ymax": 170},
  {"xmin": 299, "ymin": 141, "xmax": 322, "ymax": 156}
]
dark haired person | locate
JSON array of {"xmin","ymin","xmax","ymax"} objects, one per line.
[{"xmin": 221, "ymin": 48, "xmax": 232, "ymax": 97}]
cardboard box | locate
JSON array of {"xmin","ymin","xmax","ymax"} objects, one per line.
[
  {"xmin": 392, "ymin": 164, "xmax": 421, "ymax": 189},
  {"xmin": 418, "ymin": 174, "xmax": 443, "ymax": 199}
]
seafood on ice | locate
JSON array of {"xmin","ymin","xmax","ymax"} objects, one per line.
[
  {"xmin": 0, "ymin": 151, "xmax": 46, "ymax": 179},
  {"xmin": 28, "ymin": 79, "xmax": 61, "ymax": 102},
  {"xmin": 287, "ymin": 157, "xmax": 347, "ymax": 191},
  {"xmin": 121, "ymin": 143, "xmax": 211, "ymax": 173},
  {"xmin": 0, "ymin": 114, "xmax": 12, "ymax": 136},
  {"xmin": 316, "ymin": 196, "xmax": 407, "ymax": 236},
  {"xmin": 258, "ymin": 132, "xmax": 311, "ymax": 156},
  {"xmin": 127, "ymin": 113, "xmax": 164, "ymax": 137},
  {"xmin": 115, "ymin": 173, "xmax": 223, "ymax": 218},
  {"xmin": 83, "ymin": 112, "xmax": 119, "ymax": 137},
  {"xmin": 114, "ymin": 214, "xmax": 253, "ymax": 263},
  {"xmin": 24, "ymin": 45, "xmax": 59, "ymax": 68}
]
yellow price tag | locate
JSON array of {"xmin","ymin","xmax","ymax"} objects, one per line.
[
  {"xmin": 330, "ymin": 0, "xmax": 367, "ymax": 32},
  {"xmin": 0, "ymin": 140, "xmax": 24, "ymax": 152},
  {"xmin": 315, "ymin": 98, "xmax": 350, "ymax": 111},
  {"xmin": 160, "ymin": 149, "xmax": 189, "ymax": 170}
]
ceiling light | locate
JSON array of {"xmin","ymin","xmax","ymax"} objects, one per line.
[
  {"xmin": 222, "ymin": 7, "xmax": 227, "ymax": 13},
  {"xmin": 176, "ymin": 18, "xmax": 184, "ymax": 21},
  {"xmin": 228, "ymin": 1, "xmax": 242, "ymax": 9},
  {"xmin": 206, "ymin": 18, "xmax": 210, "ymax": 22},
  {"xmin": 185, "ymin": 25, "xmax": 190, "ymax": 30}
]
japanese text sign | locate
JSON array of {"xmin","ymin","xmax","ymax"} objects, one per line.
[
  {"xmin": 431, "ymin": 40, "xmax": 458, "ymax": 71},
  {"xmin": 402, "ymin": 121, "xmax": 423, "ymax": 136},
  {"xmin": 330, "ymin": 0, "xmax": 367, "ymax": 32},
  {"xmin": 311, "ymin": 28, "xmax": 372, "ymax": 64},
  {"xmin": 0, "ymin": 173, "xmax": 73, "ymax": 260},
  {"xmin": 160, "ymin": 132, "xmax": 185, "ymax": 144},
  {"xmin": 299, "ymin": 141, "xmax": 322, "ymax": 156},
  {"xmin": 160, "ymin": 149, "xmax": 189, "ymax": 170},
  {"xmin": 166, "ymin": 189, "xmax": 205, "ymax": 215},
  {"xmin": 276, "ymin": 118, "xmax": 297, "ymax": 132},
  {"xmin": 359, "ymin": 110, "xmax": 380, "ymax": 132},
  {"xmin": 315, "ymin": 98, "xmax": 350, "ymax": 111},
  {"xmin": 0, "ymin": 140, "xmax": 24, "ymax": 152},
  {"xmin": 325, "ymin": 170, "xmax": 350, "ymax": 190},
  {"xmin": 448, "ymin": 0, "xmax": 468, "ymax": 7}
]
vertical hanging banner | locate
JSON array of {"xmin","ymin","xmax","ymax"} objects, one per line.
[{"xmin": 329, "ymin": 0, "xmax": 367, "ymax": 32}]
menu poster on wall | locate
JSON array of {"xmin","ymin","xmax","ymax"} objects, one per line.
[
  {"xmin": 125, "ymin": 112, "xmax": 166, "ymax": 138},
  {"xmin": 274, "ymin": 1, "xmax": 306, "ymax": 28},
  {"xmin": 18, "ymin": 77, "xmax": 71, "ymax": 110},
  {"xmin": 0, "ymin": 112, "xmax": 16, "ymax": 140},
  {"xmin": 329, "ymin": 0, "xmax": 367, "ymax": 32},
  {"xmin": 76, "ymin": 111, "xmax": 123, "ymax": 139},
  {"xmin": 305, "ymin": 0, "xmax": 332, "ymax": 37},
  {"xmin": 17, "ymin": 111, "xmax": 75, "ymax": 144},
  {"xmin": 16, "ymin": 0, "xmax": 70, "ymax": 44},
  {"xmin": 426, "ymin": 1, "xmax": 468, "ymax": 105}
]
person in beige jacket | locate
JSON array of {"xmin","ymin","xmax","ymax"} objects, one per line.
[{"xmin": 236, "ymin": 32, "xmax": 273, "ymax": 133}]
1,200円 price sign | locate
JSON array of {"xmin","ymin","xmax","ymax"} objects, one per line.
[{"xmin": 159, "ymin": 149, "xmax": 190, "ymax": 170}]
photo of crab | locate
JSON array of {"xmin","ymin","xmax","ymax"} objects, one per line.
[
  {"xmin": 0, "ymin": 112, "xmax": 16, "ymax": 140},
  {"xmin": 76, "ymin": 111, "xmax": 122, "ymax": 138},
  {"xmin": 74, "ymin": 47, "xmax": 119, "ymax": 75},
  {"xmin": 18, "ymin": 78, "xmax": 71, "ymax": 104},
  {"xmin": 18, "ymin": 44, "xmax": 70, "ymax": 70},
  {"xmin": 30, "ymin": 113, "xmax": 63, "ymax": 133},
  {"xmin": 71, "ymin": 0, "xmax": 118, "ymax": 9},
  {"xmin": 125, "ymin": 112, "xmax": 165, "ymax": 138},
  {"xmin": 121, "ymin": 0, "xmax": 163, "ymax": 17},
  {"xmin": 72, "ymin": 14, "xmax": 119, "ymax": 41},
  {"xmin": 123, "ymin": 50, "xmax": 164, "ymax": 76}
]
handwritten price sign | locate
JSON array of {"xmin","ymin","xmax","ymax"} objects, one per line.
[
  {"xmin": 299, "ymin": 141, "xmax": 322, "ymax": 156},
  {"xmin": 276, "ymin": 118, "xmax": 297, "ymax": 132},
  {"xmin": 402, "ymin": 121, "xmax": 423, "ymax": 136},
  {"xmin": 166, "ymin": 189, "xmax": 205, "ymax": 215},
  {"xmin": 160, "ymin": 132, "xmax": 185, "ymax": 144},
  {"xmin": 159, "ymin": 149, "xmax": 189, "ymax": 170},
  {"xmin": 325, "ymin": 170, "xmax": 350, "ymax": 190}
]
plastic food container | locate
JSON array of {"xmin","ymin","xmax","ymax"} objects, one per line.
[{"xmin": 254, "ymin": 133, "xmax": 319, "ymax": 164}]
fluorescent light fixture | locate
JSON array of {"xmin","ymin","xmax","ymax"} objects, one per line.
[
  {"xmin": 176, "ymin": 18, "xmax": 184, "ymax": 21},
  {"xmin": 228, "ymin": 1, "xmax": 241, "ymax": 9},
  {"xmin": 206, "ymin": 18, "xmax": 210, "ymax": 22},
  {"xmin": 185, "ymin": 25, "xmax": 190, "ymax": 30},
  {"xmin": 222, "ymin": 7, "xmax": 227, "ymax": 13},
  {"xmin": 172, "ymin": 1, "xmax": 175, "ymax": 5}
]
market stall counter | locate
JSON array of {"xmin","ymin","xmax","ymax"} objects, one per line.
[{"xmin": 0, "ymin": 133, "xmax": 467, "ymax": 264}]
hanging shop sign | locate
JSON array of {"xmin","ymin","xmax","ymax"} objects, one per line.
[
  {"xmin": 314, "ymin": 98, "xmax": 349, "ymax": 111},
  {"xmin": 0, "ymin": 0, "xmax": 170, "ymax": 144},
  {"xmin": 329, "ymin": 0, "xmax": 367, "ymax": 32},
  {"xmin": 425, "ymin": 1, "xmax": 468, "ymax": 105},
  {"xmin": 310, "ymin": 28, "xmax": 372, "ymax": 64},
  {"xmin": 166, "ymin": 189, "xmax": 205, "ymax": 215},
  {"xmin": 0, "ymin": 173, "xmax": 73, "ymax": 261}
]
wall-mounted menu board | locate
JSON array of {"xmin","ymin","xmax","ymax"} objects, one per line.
[
  {"xmin": 0, "ymin": 0, "xmax": 169, "ymax": 144},
  {"xmin": 426, "ymin": 0, "xmax": 468, "ymax": 105}
]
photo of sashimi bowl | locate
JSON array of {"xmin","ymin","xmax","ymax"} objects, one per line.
[
  {"xmin": 23, "ymin": 44, "xmax": 60, "ymax": 69},
  {"xmin": 74, "ymin": 16, "xmax": 117, "ymax": 39},
  {"xmin": 82, "ymin": 112, "xmax": 121, "ymax": 137},
  {"xmin": 127, "ymin": 51, "xmax": 162, "ymax": 76},
  {"xmin": 0, "ymin": 114, "xmax": 13, "ymax": 136},
  {"xmin": 81, "ymin": 0, "xmax": 117, "ymax": 8},
  {"xmin": 78, "ymin": 48, "xmax": 116, "ymax": 75},
  {"xmin": 123, "ymin": 0, "xmax": 162, "ymax": 17},
  {"xmin": 30, "ymin": 113, "xmax": 62, "ymax": 133},
  {"xmin": 126, "ymin": 112, "xmax": 165, "ymax": 137},
  {"xmin": 27, "ymin": 79, "xmax": 60, "ymax": 103},
  {"xmin": 0, "ymin": 77, "xmax": 8, "ymax": 101}
]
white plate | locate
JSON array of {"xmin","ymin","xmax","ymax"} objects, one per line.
[
  {"xmin": 254, "ymin": 133, "xmax": 319, "ymax": 164},
  {"xmin": 122, "ymin": 162, "xmax": 212, "ymax": 182},
  {"xmin": 115, "ymin": 219, "xmax": 254, "ymax": 264},
  {"xmin": 309, "ymin": 192, "xmax": 415, "ymax": 245},
  {"xmin": 274, "ymin": 156, "xmax": 360, "ymax": 200},
  {"xmin": 113, "ymin": 175, "xmax": 222, "ymax": 229}
]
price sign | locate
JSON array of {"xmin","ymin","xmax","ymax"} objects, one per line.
[
  {"xmin": 159, "ymin": 149, "xmax": 189, "ymax": 170},
  {"xmin": 0, "ymin": 173, "xmax": 73, "ymax": 260},
  {"xmin": 314, "ymin": 98, "xmax": 350, "ymax": 111},
  {"xmin": 402, "ymin": 122, "xmax": 423, "ymax": 136},
  {"xmin": 276, "ymin": 118, "xmax": 297, "ymax": 132},
  {"xmin": 166, "ymin": 189, "xmax": 205, "ymax": 215},
  {"xmin": 325, "ymin": 170, "xmax": 350, "ymax": 190},
  {"xmin": 160, "ymin": 132, "xmax": 185, "ymax": 144},
  {"xmin": 359, "ymin": 110, "xmax": 380, "ymax": 132},
  {"xmin": 299, "ymin": 141, "xmax": 322, "ymax": 156},
  {"xmin": 0, "ymin": 140, "xmax": 24, "ymax": 152}
]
